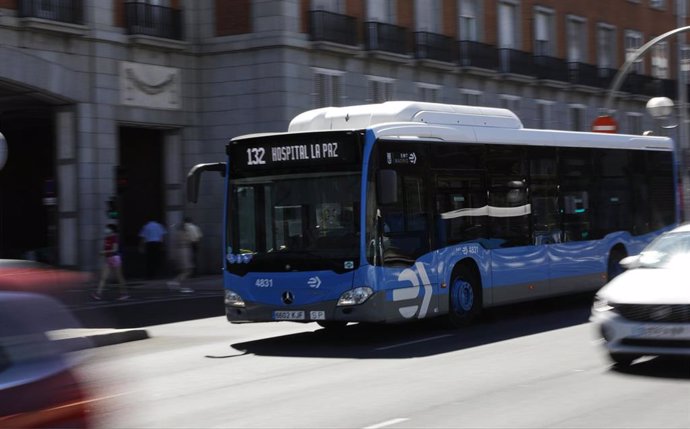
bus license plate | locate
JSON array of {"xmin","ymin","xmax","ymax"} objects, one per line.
[
  {"xmin": 310, "ymin": 311, "xmax": 325, "ymax": 320},
  {"xmin": 274, "ymin": 311, "xmax": 305, "ymax": 320}
]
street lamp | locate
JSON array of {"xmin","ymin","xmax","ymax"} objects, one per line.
[{"xmin": 646, "ymin": 96, "xmax": 678, "ymax": 129}]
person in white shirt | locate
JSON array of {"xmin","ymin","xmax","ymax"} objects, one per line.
[
  {"xmin": 138, "ymin": 218, "xmax": 167, "ymax": 279},
  {"xmin": 183, "ymin": 216, "xmax": 202, "ymax": 276}
]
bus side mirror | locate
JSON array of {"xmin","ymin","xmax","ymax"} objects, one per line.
[
  {"xmin": 187, "ymin": 162, "xmax": 227, "ymax": 203},
  {"xmin": 377, "ymin": 169, "xmax": 398, "ymax": 205}
]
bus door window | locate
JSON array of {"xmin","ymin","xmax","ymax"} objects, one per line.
[
  {"xmin": 592, "ymin": 149, "xmax": 633, "ymax": 238},
  {"xmin": 487, "ymin": 147, "xmax": 530, "ymax": 248},
  {"xmin": 435, "ymin": 173, "xmax": 487, "ymax": 246},
  {"xmin": 528, "ymin": 148, "xmax": 560, "ymax": 245},
  {"xmin": 380, "ymin": 174, "xmax": 431, "ymax": 266},
  {"xmin": 560, "ymin": 149, "xmax": 593, "ymax": 242}
]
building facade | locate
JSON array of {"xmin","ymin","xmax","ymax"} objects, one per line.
[{"xmin": 0, "ymin": 0, "xmax": 686, "ymax": 275}]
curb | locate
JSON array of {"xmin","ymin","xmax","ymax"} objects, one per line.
[{"xmin": 51, "ymin": 328, "xmax": 150, "ymax": 351}]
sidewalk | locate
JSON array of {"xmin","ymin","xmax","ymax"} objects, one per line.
[
  {"xmin": 65, "ymin": 274, "xmax": 224, "ymax": 310},
  {"xmin": 52, "ymin": 274, "xmax": 224, "ymax": 350}
]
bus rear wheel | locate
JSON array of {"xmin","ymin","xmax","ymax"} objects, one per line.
[
  {"xmin": 447, "ymin": 266, "xmax": 481, "ymax": 328},
  {"xmin": 607, "ymin": 248, "xmax": 627, "ymax": 282}
]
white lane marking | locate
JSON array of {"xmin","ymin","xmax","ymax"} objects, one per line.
[
  {"xmin": 375, "ymin": 334, "xmax": 453, "ymax": 351},
  {"xmin": 363, "ymin": 417, "xmax": 409, "ymax": 429}
]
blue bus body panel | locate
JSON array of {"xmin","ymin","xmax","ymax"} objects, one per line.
[{"xmin": 225, "ymin": 270, "xmax": 355, "ymax": 306}]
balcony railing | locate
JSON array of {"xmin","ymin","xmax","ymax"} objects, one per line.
[
  {"xmin": 18, "ymin": 0, "xmax": 83, "ymax": 25},
  {"xmin": 597, "ymin": 67, "xmax": 618, "ymax": 89},
  {"xmin": 568, "ymin": 62, "xmax": 599, "ymax": 87},
  {"xmin": 125, "ymin": 1, "xmax": 183, "ymax": 40},
  {"xmin": 309, "ymin": 10, "xmax": 357, "ymax": 46},
  {"xmin": 364, "ymin": 21, "xmax": 409, "ymax": 55},
  {"xmin": 534, "ymin": 55, "xmax": 569, "ymax": 82},
  {"xmin": 414, "ymin": 31, "xmax": 455, "ymax": 63},
  {"xmin": 458, "ymin": 40, "xmax": 498, "ymax": 70},
  {"xmin": 498, "ymin": 48, "xmax": 533, "ymax": 76}
]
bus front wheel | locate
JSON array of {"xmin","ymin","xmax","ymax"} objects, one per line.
[{"xmin": 447, "ymin": 266, "xmax": 481, "ymax": 328}]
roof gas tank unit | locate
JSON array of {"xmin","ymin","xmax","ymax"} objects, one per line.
[{"xmin": 288, "ymin": 101, "xmax": 524, "ymax": 132}]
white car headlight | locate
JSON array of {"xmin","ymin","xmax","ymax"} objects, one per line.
[
  {"xmin": 592, "ymin": 294, "xmax": 613, "ymax": 313},
  {"xmin": 337, "ymin": 287, "xmax": 373, "ymax": 306},
  {"xmin": 225, "ymin": 290, "xmax": 245, "ymax": 308}
]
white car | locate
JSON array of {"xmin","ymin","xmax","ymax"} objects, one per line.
[{"xmin": 591, "ymin": 224, "xmax": 690, "ymax": 366}]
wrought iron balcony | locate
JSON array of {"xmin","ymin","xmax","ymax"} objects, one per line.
[
  {"xmin": 364, "ymin": 21, "xmax": 409, "ymax": 55},
  {"xmin": 655, "ymin": 78, "xmax": 677, "ymax": 99},
  {"xmin": 568, "ymin": 62, "xmax": 599, "ymax": 87},
  {"xmin": 534, "ymin": 55, "xmax": 569, "ymax": 82},
  {"xmin": 597, "ymin": 67, "xmax": 618, "ymax": 89},
  {"xmin": 414, "ymin": 31, "xmax": 455, "ymax": 63},
  {"xmin": 309, "ymin": 10, "xmax": 357, "ymax": 46},
  {"xmin": 18, "ymin": 0, "xmax": 83, "ymax": 25},
  {"xmin": 125, "ymin": 1, "xmax": 183, "ymax": 40},
  {"xmin": 457, "ymin": 40, "xmax": 498, "ymax": 70},
  {"xmin": 498, "ymin": 48, "xmax": 533, "ymax": 76}
]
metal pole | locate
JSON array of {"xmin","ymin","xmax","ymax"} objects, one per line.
[{"xmin": 678, "ymin": 0, "xmax": 690, "ymax": 221}]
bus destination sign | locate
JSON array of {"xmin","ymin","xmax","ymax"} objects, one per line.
[{"xmin": 231, "ymin": 134, "xmax": 359, "ymax": 173}]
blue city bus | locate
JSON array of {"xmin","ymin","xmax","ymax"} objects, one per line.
[{"xmin": 188, "ymin": 101, "xmax": 679, "ymax": 329}]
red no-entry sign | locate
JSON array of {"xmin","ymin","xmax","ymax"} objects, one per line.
[{"xmin": 592, "ymin": 115, "xmax": 618, "ymax": 133}]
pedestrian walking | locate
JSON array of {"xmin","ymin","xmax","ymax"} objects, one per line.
[
  {"xmin": 167, "ymin": 222, "xmax": 195, "ymax": 293},
  {"xmin": 92, "ymin": 224, "xmax": 129, "ymax": 300},
  {"xmin": 183, "ymin": 216, "xmax": 202, "ymax": 276},
  {"xmin": 139, "ymin": 218, "xmax": 167, "ymax": 279}
]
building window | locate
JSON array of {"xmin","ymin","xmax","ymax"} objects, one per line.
[
  {"xmin": 652, "ymin": 41, "xmax": 669, "ymax": 78},
  {"xmin": 534, "ymin": 7, "xmax": 555, "ymax": 56},
  {"xmin": 460, "ymin": 89, "xmax": 482, "ymax": 105},
  {"xmin": 626, "ymin": 113, "xmax": 643, "ymax": 134},
  {"xmin": 459, "ymin": 0, "xmax": 480, "ymax": 41},
  {"xmin": 650, "ymin": 0, "xmax": 665, "ymax": 9},
  {"xmin": 569, "ymin": 104, "xmax": 587, "ymax": 131},
  {"xmin": 311, "ymin": 0, "xmax": 344, "ymax": 12},
  {"xmin": 625, "ymin": 30, "xmax": 644, "ymax": 74},
  {"xmin": 313, "ymin": 68, "xmax": 344, "ymax": 107},
  {"xmin": 368, "ymin": 76, "xmax": 395, "ymax": 103},
  {"xmin": 536, "ymin": 100, "xmax": 554, "ymax": 129},
  {"xmin": 566, "ymin": 16, "xmax": 587, "ymax": 63},
  {"xmin": 367, "ymin": 0, "xmax": 396, "ymax": 22},
  {"xmin": 417, "ymin": 83, "xmax": 441, "ymax": 102},
  {"xmin": 499, "ymin": 94, "xmax": 520, "ymax": 114},
  {"xmin": 415, "ymin": 0, "xmax": 442, "ymax": 32},
  {"xmin": 597, "ymin": 24, "xmax": 617, "ymax": 70},
  {"xmin": 498, "ymin": 1, "xmax": 519, "ymax": 49}
]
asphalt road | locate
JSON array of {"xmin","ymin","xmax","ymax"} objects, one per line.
[{"xmin": 76, "ymin": 295, "xmax": 690, "ymax": 428}]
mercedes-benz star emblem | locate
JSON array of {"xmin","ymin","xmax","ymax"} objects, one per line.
[{"xmin": 282, "ymin": 291, "xmax": 294, "ymax": 305}]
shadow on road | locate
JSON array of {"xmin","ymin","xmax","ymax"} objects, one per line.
[
  {"xmin": 612, "ymin": 356, "xmax": 690, "ymax": 380},
  {"xmin": 229, "ymin": 293, "xmax": 594, "ymax": 359}
]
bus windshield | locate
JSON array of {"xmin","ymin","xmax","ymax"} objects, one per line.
[{"xmin": 228, "ymin": 172, "xmax": 361, "ymax": 274}]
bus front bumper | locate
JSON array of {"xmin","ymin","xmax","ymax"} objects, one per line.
[{"xmin": 225, "ymin": 291, "xmax": 388, "ymax": 324}]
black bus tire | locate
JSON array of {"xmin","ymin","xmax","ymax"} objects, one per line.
[{"xmin": 447, "ymin": 265, "xmax": 482, "ymax": 328}]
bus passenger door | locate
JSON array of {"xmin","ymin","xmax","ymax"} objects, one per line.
[
  {"xmin": 379, "ymin": 165, "xmax": 438, "ymax": 319},
  {"xmin": 488, "ymin": 147, "xmax": 551, "ymax": 303}
]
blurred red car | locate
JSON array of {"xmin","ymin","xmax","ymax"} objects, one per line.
[
  {"xmin": 0, "ymin": 259, "xmax": 91, "ymax": 294},
  {"xmin": 0, "ymin": 290, "xmax": 94, "ymax": 427}
]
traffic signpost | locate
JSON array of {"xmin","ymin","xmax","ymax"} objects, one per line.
[{"xmin": 591, "ymin": 115, "xmax": 618, "ymax": 133}]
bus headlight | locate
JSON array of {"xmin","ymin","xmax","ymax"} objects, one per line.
[
  {"xmin": 225, "ymin": 290, "xmax": 245, "ymax": 308},
  {"xmin": 337, "ymin": 287, "xmax": 373, "ymax": 306}
]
